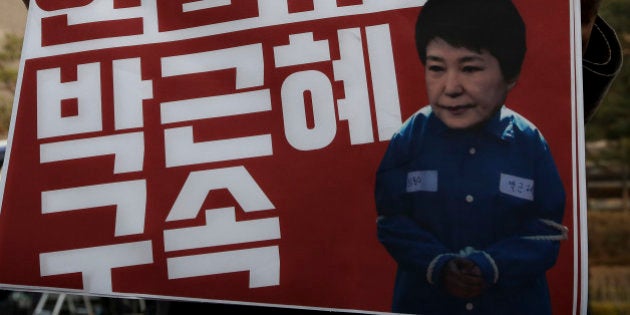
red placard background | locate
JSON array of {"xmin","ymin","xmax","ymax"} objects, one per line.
[{"xmin": 0, "ymin": 1, "xmax": 578, "ymax": 314}]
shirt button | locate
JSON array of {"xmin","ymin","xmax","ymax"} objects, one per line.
[
  {"xmin": 466, "ymin": 302, "xmax": 474, "ymax": 311},
  {"xmin": 465, "ymin": 195, "xmax": 474, "ymax": 203},
  {"xmin": 469, "ymin": 147, "xmax": 476, "ymax": 155}
]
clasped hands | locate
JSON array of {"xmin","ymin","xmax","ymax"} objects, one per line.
[{"xmin": 441, "ymin": 258, "xmax": 488, "ymax": 299}]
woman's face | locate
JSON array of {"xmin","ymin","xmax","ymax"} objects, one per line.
[{"xmin": 425, "ymin": 38, "xmax": 517, "ymax": 129}]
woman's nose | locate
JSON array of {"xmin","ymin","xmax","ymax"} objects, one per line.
[{"xmin": 443, "ymin": 72, "xmax": 463, "ymax": 97}]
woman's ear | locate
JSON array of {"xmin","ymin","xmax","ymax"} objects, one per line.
[{"xmin": 506, "ymin": 76, "xmax": 519, "ymax": 91}]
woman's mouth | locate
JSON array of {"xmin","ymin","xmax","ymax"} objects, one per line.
[{"xmin": 436, "ymin": 103, "xmax": 475, "ymax": 115}]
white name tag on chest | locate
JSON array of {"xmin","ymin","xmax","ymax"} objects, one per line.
[
  {"xmin": 499, "ymin": 173, "xmax": 534, "ymax": 201},
  {"xmin": 406, "ymin": 170, "xmax": 438, "ymax": 192}
]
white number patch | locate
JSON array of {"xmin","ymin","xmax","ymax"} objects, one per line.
[
  {"xmin": 406, "ymin": 170, "xmax": 438, "ymax": 193},
  {"xmin": 499, "ymin": 173, "xmax": 534, "ymax": 201}
]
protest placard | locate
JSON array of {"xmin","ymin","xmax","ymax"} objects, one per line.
[{"xmin": 0, "ymin": 1, "xmax": 586, "ymax": 314}]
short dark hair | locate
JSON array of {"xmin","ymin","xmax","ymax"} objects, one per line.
[{"xmin": 415, "ymin": 0, "xmax": 527, "ymax": 82}]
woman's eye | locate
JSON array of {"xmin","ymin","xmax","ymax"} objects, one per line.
[
  {"xmin": 462, "ymin": 66, "xmax": 483, "ymax": 73},
  {"xmin": 427, "ymin": 65, "xmax": 444, "ymax": 72}
]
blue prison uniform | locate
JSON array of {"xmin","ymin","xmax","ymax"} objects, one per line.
[{"xmin": 375, "ymin": 106, "xmax": 567, "ymax": 315}]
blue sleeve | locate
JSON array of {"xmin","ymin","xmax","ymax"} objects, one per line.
[
  {"xmin": 375, "ymin": 126, "xmax": 454, "ymax": 285},
  {"xmin": 469, "ymin": 140, "xmax": 567, "ymax": 288}
]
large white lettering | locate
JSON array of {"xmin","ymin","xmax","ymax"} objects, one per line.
[
  {"xmin": 37, "ymin": 63, "xmax": 102, "ymax": 139},
  {"xmin": 40, "ymin": 242, "xmax": 153, "ymax": 293},
  {"xmin": 163, "ymin": 167, "xmax": 280, "ymax": 288}
]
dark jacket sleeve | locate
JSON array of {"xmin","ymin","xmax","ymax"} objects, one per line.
[{"xmin": 583, "ymin": 16, "xmax": 623, "ymax": 122}]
